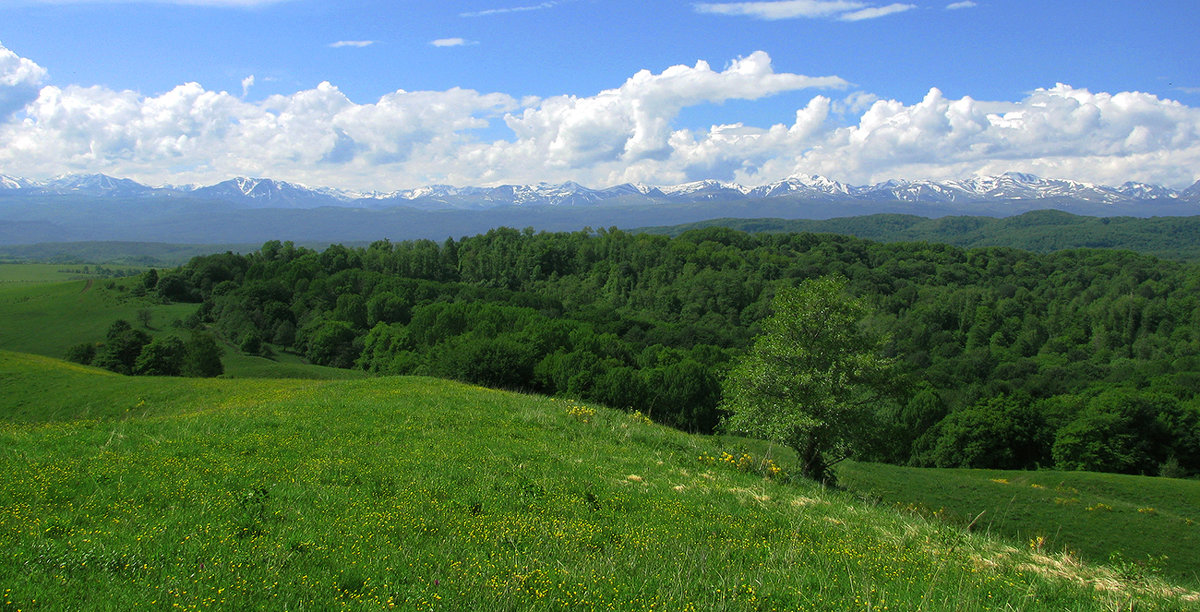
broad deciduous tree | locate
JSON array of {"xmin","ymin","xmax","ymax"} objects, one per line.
[{"xmin": 721, "ymin": 275, "xmax": 894, "ymax": 483}]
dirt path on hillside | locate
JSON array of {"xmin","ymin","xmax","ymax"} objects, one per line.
[{"xmin": 81, "ymin": 278, "xmax": 93, "ymax": 293}]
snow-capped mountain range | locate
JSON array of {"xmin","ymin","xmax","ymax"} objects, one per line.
[{"xmin": 2, "ymin": 171, "xmax": 1199, "ymax": 210}]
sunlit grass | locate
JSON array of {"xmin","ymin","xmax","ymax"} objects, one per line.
[
  {"xmin": 2, "ymin": 351, "xmax": 1196, "ymax": 610},
  {"xmin": 836, "ymin": 461, "xmax": 1200, "ymax": 587}
]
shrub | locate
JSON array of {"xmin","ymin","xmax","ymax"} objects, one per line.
[
  {"xmin": 65, "ymin": 342, "xmax": 96, "ymax": 365},
  {"xmin": 134, "ymin": 335, "xmax": 187, "ymax": 376}
]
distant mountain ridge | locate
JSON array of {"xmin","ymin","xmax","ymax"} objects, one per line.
[
  {"xmin": 3, "ymin": 171, "xmax": 1200, "ymax": 246},
  {"xmin": 2, "ymin": 171, "xmax": 1198, "ymax": 210}
]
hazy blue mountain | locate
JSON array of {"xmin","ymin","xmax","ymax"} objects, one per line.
[{"xmin": 1, "ymin": 172, "xmax": 1198, "ymax": 245}]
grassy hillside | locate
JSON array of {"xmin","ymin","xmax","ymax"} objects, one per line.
[
  {"xmin": 0, "ymin": 270, "xmax": 360, "ymax": 380},
  {"xmin": 638, "ymin": 210, "xmax": 1200, "ymax": 261},
  {"xmin": 1, "ymin": 349, "xmax": 1196, "ymax": 610},
  {"xmin": 836, "ymin": 462, "xmax": 1200, "ymax": 587},
  {"xmin": 219, "ymin": 348, "xmax": 368, "ymax": 380},
  {"xmin": 0, "ymin": 276, "xmax": 197, "ymax": 359}
]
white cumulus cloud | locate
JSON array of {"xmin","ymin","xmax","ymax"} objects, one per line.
[
  {"xmin": 0, "ymin": 43, "xmax": 518, "ymax": 189},
  {"xmin": 494, "ymin": 52, "xmax": 845, "ymax": 173},
  {"xmin": 772, "ymin": 85, "xmax": 1200, "ymax": 188},
  {"xmin": 0, "ymin": 41, "xmax": 48, "ymax": 117},
  {"xmin": 0, "ymin": 41, "xmax": 1198, "ymax": 191},
  {"xmin": 946, "ymin": 1, "xmax": 977, "ymax": 8}
]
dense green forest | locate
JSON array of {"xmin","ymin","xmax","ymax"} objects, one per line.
[
  {"xmin": 108, "ymin": 227, "xmax": 1200, "ymax": 477},
  {"xmin": 6, "ymin": 210, "xmax": 1200, "ymax": 266},
  {"xmin": 643, "ymin": 210, "xmax": 1200, "ymax": 262}
]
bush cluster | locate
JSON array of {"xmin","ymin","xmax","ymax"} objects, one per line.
[{"xmin": 67, "ymin": 319, "xmax": 224, "ymax": 378}]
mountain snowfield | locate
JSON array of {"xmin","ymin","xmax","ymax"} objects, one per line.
[{"xmin": 2, "ymin": 171, "xmax": 1199, "ymax": 210}]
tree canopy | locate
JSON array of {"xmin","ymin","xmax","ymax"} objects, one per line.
[
  {"xmin": 123, "ymin": 226, "xmax": 1200, "ymax": 477},
  {"xmin": 721, "ymin": 276, "xmax": 895, "ymax": 482}
]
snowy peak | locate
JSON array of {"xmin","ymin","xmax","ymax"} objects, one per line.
[
  {"xmin": 600, "ymin": 183, "xmax": 658, "ymax": 197},
  {"xmin": 189, "ymin": 177, "xmax": 352, "ymax": 208},
  {"xmin": 1181, "ymin": 180, "xmax": 1200, "ymax": 201},
  {"xmin": 0, "ymin": 175, "xmax": 33, "ymax": 190},
  {"xmin": 862, "ymin": 179, "xmax": 968, "ymax": 203},
  {"xmin": 1118, "ymin": 181, "xmax": 1178, "ymax": 200},
  {"xmin": 196, "ymin": 177, "xmax": 292, "ymax": 198},
  {"xmin": 748, "ymin": 177, "xmax": 822, "ymax": 198},
  {"xmin": 41, "ymin": 173, "xmax": 156, "ymax": 196},
  {"xmin": 961, "ymin": 173, "xmax": 1053, "ymax": 198},
  {"xmin": 0, "ymin": 172, "xmax": 1196, "ymax": 210},
  {"xmin": 843, "ymin": 173, "xmax": 1186, "ymax": 205},
  {"xmin": 795, "ymin": 174, "xmax": 852, "ymax": 195},
  {"xmin": 659, "ymin": 179, "xmax": 747, "ymax": 200}
]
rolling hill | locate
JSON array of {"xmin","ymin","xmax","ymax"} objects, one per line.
[{"xmin": 1, "ymin": 349, "xmax": 1196, "ymax": 610}]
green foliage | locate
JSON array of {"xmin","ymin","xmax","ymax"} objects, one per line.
[
  {"xmin": 55, "ymin": 315, "xmax": 224, "ymax": 379},
  {"xmin": 141, "ymin": 268, "xmax": 159, "ymax": 290},
  {"xmin": 154, "ymin": 270, "xmax": 199, "ymax": 302},
  {"xmin": 302, "ymin": 319, "xmax": 359, "ymax": 369},
  {"xmin": 1051, "ymin": 389, "xmax": 1185, "ymax": 474},
  {"xmin": 181, "ymin": 332, "xmax": 224, "ymax": 378},
  {"xmin": 0, "ymin": 273, "xmax": 364, "ymax": 381},
  {"xmin": 0, "ymin": 262, "xmax": 141, "ymax": 283},
  {"xmin": 431, "ymin": 334, "xmax": 538, "ymax": 390},
  {"xmin": 118, "ymin": 227, "xmax": 1200, "ymax": 470},
  {"xmin": 133, "ymin": 335, "xmax": 186, "ymax": 376},
  {"xmin": 92, "ymin": 320, "xmax": 152, "ymax": 375},
  {"xmin": 0, "ymin": 242, "xmax": 260, "ymax": 267},
  {"xmin": 641, "ymin": 359, "xmax": 722, "ymax": 433},
  {"xmin": 238, "ymin": 331, "xmax": 263, "ymax": 356},
  {"xmin": 917, "ymin": 395, "xmax": 1050, "ymax": 469},
  {"xmin": 64, "ymin": 342, "xmax": 96, "ymax": 365},
  {"xmin": 643, "ymin": 211, "xmax": 1200, "ymax": 262},
  {"xmin": 721, "ymin": 276, "xmax": 895, "ymax": 482},
  {"xmin": 135, "ymin": 307, "xmax": 153, "ymax": 328}
]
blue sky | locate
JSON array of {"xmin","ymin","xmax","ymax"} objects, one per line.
[{"xmin": 1, "ymin": 0, "xmax": 1198, "ymax": 191}]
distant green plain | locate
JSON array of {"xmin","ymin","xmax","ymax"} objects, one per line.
[{"xmin": 0, "ymin": 263, "xmax": 134, "ymax": 283}]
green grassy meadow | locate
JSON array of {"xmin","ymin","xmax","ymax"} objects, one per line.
[
  {"xmin": 0, "ymin": 263, "xmax": 106, "ymax": 283},
  {"xmin": 3, "ymin": 266, "xmax": 1200, "ymax": 609},
  {"xmin": 836, "ymin": 461, "xmax": 1200, "ymax": 586},
  {"xmin": 2, "ymin": 350, "xmax": 1197, "ymax": 611},
  {"xmin": 0, "ymin": 268, "xmax": 357, "ymax": 380},
  {"xmin": 0, "ymin": 276, "xmax": 194, "ymax": 359},
  {"xmin": 219, "ymin": 348, "xmax": 368, "ymax": 380}
]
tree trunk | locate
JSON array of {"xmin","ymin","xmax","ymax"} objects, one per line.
[{"xmin": 796, "ymin": 437, "xmax": 833, "ymax": 485}]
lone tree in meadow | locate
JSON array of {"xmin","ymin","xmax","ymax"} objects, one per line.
[{"xmin": 722, "ymin": 275, "xmax": 894, "ymax": 483}]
